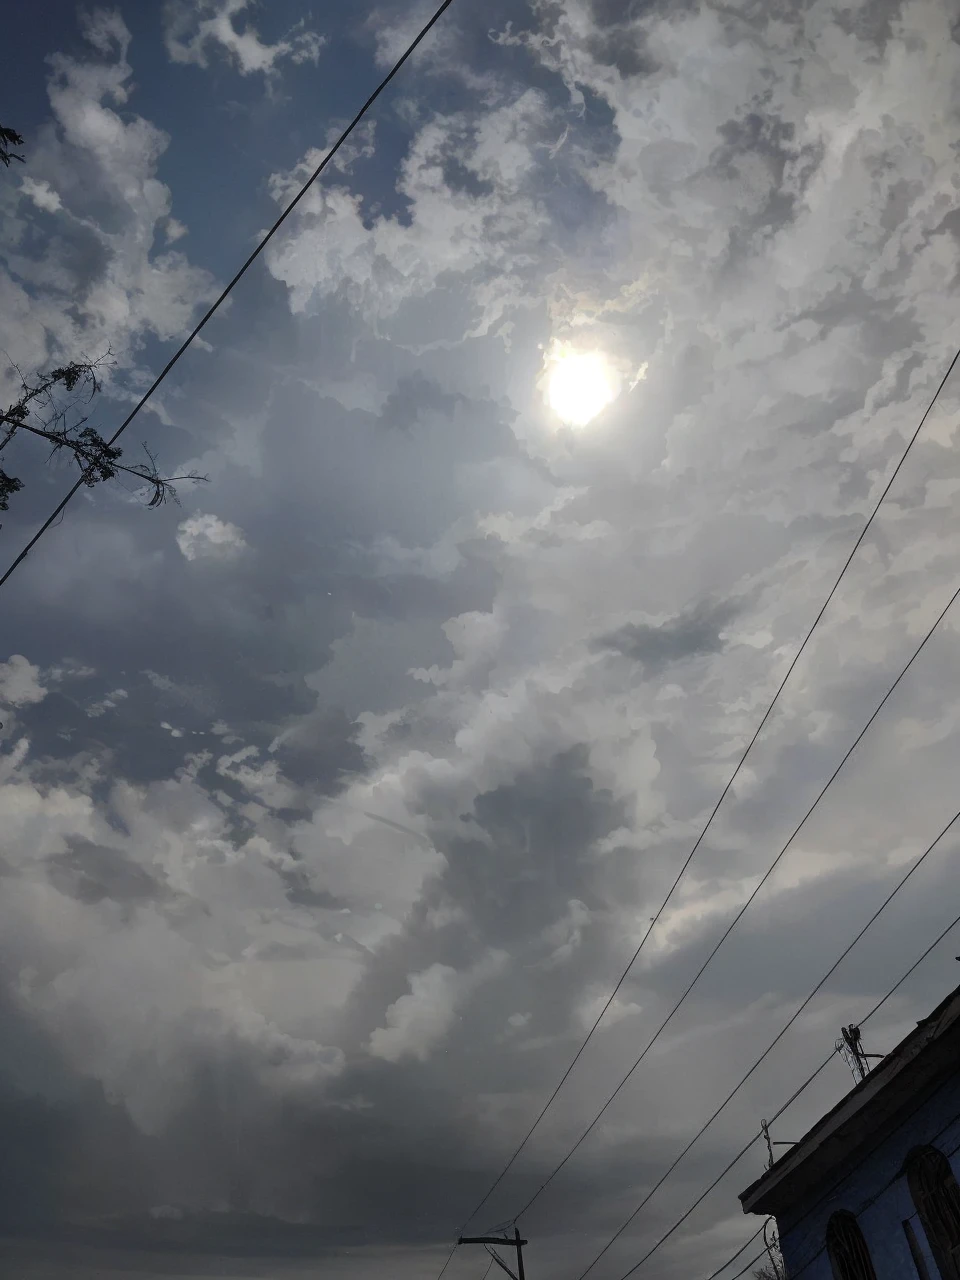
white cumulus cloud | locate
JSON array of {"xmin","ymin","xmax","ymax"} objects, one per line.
[
  {"xmin": 368, "ymin": 951, "xmax": 507, "ymax": 1063},
  {"xmin": 163, "ymin": 0, "xmax": 324, "ymax": 76},
  {"xmin": 19, "ymin": 177, "xmax": 62, "ymax": 213},
  {"xmin": 0, "ymin": 656, "xmax": 48, "ymax": 709},
  {"xmin": 176, "ymin": 513, "xmax": 247, "ymax": 561}
]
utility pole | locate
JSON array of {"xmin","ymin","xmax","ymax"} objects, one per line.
[{"xmin": 459, "ymin": 1229, "xmax": 528, "ymax": 1280}]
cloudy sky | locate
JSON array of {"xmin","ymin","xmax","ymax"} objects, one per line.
[{"xmin": 2, "ymin": 0, "xmax": 960, "ymax": 1276}]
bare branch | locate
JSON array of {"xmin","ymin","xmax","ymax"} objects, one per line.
[
  {"xmin": 0, "ymin": 125, "xmax": 25, "ymax": 168},
  {"xmin": 0, "ymin": 351, "xmax": 204, "ymax": 513}
]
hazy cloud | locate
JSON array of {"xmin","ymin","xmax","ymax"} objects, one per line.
[
  {"xmin": 4, "ymin": 1, "xmax": 960, "ymax": 1275},
  {"xmin": 163, "ymin": 0, "xmax": 325, "ymax": 75},
  {"xmin": 0, "ymin": 655, "xmax": 47, "ymax": 709},
  {"xmin": 176, "ymin": 513, "xmax": 248, "ymax": 560}
]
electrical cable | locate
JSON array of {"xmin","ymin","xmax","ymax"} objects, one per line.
[
  {"xmin": 597, "ymin": 903, "xmax": 960, "ymax": 1280},
  {"xmin": 575, "ymin": 808, "xmax": 960, "ymax": 1277},
  {"xmin": 723, "ymin": 1248, "xmax": 770, "ymax": 1280},
  {"xmin": 0, "ymin": 0, "xmax": 459, "ymax": 592},
  {"xmin": 448, "ymin": 344, "xmax": 960, "ymax": 1246},
  {"xmin": 701, "ymin": 1230, "xmax": 766, "ymax": 1280},
  {"xmin": 516, "ymin": 564, "xmax": 960, "ymax": 1228},
  {"xmin": 697, "ymin": 1225, "xmax": 765, "ymax": 1280},
  {"xmin": 436, "ymin": 1241, "xmax": 460, "ymax": 1280}
]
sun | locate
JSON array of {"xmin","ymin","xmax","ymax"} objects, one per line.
[{"xmin": 545, "ymin": 348, "xmax": 620, "ymax": 428}]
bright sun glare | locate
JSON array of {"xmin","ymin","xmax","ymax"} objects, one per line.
[{"xmin": 546, "ymin": 350, "xmax": 619, "ymax": 428}]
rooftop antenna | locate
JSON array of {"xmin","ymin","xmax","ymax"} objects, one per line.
[
  {"xmin": 760, "ymin": 1119, "xmax": 797, "ymax": 1170},
  {"xmin": 835, "ymin": 1023, "xmax": 884, "ymax": 1084}
]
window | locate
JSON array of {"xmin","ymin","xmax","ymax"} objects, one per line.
[
  {"xmin": 826, "ymin": 1211, "xmax": 878, "ymax": 1280},
  {"xmin": 906, "ymin": 1146, "xmax": 960, "ymax": 1280}
]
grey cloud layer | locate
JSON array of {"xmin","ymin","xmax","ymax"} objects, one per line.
[{"xmin": 2, "ymin": 1, "xmax": 960, "ymax": 1276}]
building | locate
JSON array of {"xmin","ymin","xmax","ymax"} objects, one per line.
[{"xmin": 739, "ymin": 982, "xmax": 960, "ymax": 1280}]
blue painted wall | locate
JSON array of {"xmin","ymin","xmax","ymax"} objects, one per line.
[{"xmin": 773, "ymin": 1073, "xmax": 960, "ymax": 1280}]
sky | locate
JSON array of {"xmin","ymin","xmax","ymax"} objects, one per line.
[{"xmin": 2, "ymin": 0, "xmax": 960, "ymax": 1277}]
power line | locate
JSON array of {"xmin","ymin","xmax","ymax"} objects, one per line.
[
  {"xmin": 515, "ymin": 561, "xmax": 960, "ymax": 1227},
  {"xmin": 576, "ymin": 810, "xmax": 960, "ymax": 1277},
  {"xmin": 700, "ymin": 1227, "xmax": 765, "ymax": 1280},
  {"xmin": 593, "ymin": 899, "xmax": 960, "ymax": 1280},
  {"xmin": 719, "ymin": 1247, "xmax": 769, "ymax": 1280},
  {"xmin": 448, "ymin": 343, "xmax": 960, "ymax": 1242},
  {"xmin": 434, "ymin": 1224, "xmax": 520, "ymax": 1280},
  {"xmin": 617, "ymin": 1217, "xmax": 769, "ymax": 1280},
  {"xmin": 437, "ymin": 1241, "xmax": 460, "ymax": 1280},
  {"xmin": 0, "ymin": 0, "xmax": 459, "ymax": 592}
]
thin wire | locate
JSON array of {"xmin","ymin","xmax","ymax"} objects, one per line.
[
  {"xmin": 577, "ymin": 810, "xmax": 960, "ymax": 1280},
  {"xmin": 455, "ymin": 343, "xmax": 960, "ymax": 1236},
  {"xmin": 484, "ymin": 1218, "xmax": 520, "ymax": 1236},
  {"xmin": 600, "ymin": 904, "xmax": 960, "ymax": 1280},
  {"xmin": 436, "ymin": 1241, "xmax": 460, "ymax": 1280},
  {"xmin": 434, "ymin": 1219, "xmax": 515, "ymax": 1280},
  {"xmin": 700, "ymin": 1226, "xmax": 765, "ymax": 1280},
  {"xmin": 723, "ymin": 1249, "xmax": 769, "ymax": 1280},
  {"xmin": 516, "ymin": 565, "xmax": 960, "ymax": 1226},
  {"xmin": 0, "ymin": 0, "xmax": 459, "ymax": 592}
]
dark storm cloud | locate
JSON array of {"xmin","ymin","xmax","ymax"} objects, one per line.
[
  {"xmin": 710, "ymin": 109, "xmax": 808, "ymax": 248},
  {"xmin": 46, "ymin": 837, "xmax": 168, "ymax": 906},
  {"xmin": 379, "ymin": 371, "xmax": 464, "ymax": 433},
  {"xmin": 584, "ymin": 0, "xmax": 664, "ymax": 78},
  {"xmin": 0, "ymin": 693, "xmax": 644, "ymax": 1244},
  {"xmin": 0, "ymin": 990, "xmax": 156, "ymax": 1232},
  {"xmin": 833, "ymin": 0, "xmax": 908, "ymax": 44},
  {"xmin": 10, "ymin": 219, "xmax": 114, "ymax": 299},
  {"xmin": 326, "ymin": 744, "xmax": 626, "ymax": 1046},
  {"xmin": 279, "ymin": 866, "xmax": 347, "ymax": 911},
  {"xmin": 0, "ymin": 301, "xmax": 525, "ymax": 789},
  {"xmin": 270, "ymin": 705, "xmax": 366, "ymax": 792},
  {"xmin": 0, "ymin": 1085, "xmax": 69, "ymax": 1231},
  {"xmin": 595, "ymin": 599, "xmax": 739, "ymax": 672}
]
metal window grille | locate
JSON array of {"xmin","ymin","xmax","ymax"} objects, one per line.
[
  {"xmin": 826, "ymin": 1211, "xmax": 877, "ymax": 1280},
  {"xmin": 907, "ymin": 1147, "xmax": 960, "ymax": 1280}
]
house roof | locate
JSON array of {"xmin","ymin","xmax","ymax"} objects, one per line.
[{"xmin": 739, "ymin": 980, "xmax": 960, "ymax": 1218}]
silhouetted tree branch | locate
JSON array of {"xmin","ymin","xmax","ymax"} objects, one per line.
[
  {"xmin": 0, "ymin": 128, "xmax": 206, "ymax": 517},
  {"xmin": 0, "ymin": 357, "xmax": 207, "ymax": 513},
  {"xmin": 0, "ymin": 124, "xmax": 25, "ymax": 168}
]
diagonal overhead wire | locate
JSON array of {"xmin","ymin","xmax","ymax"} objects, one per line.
[
  {"xmin": 582, "ymin": 886, "xmax": 960, "ymax": 1280},
  {"xmin": 445, "ymin": 344, "xmax": 960, "ymax": 1245},
  {"xmin": 513, "ymin": 565, "xmax": 960, "ymax": 1226},
  {"xmin": 0, "ymin": 0, "xmax": 459, "ymax": 592},
  {"xmin": 699, "ymin": 1227, "xmax": 765, "ymax": 1280}
]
